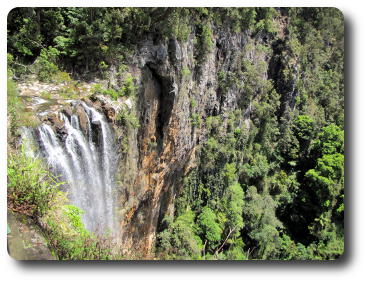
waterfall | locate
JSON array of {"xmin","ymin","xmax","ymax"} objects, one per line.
[{"xmin": 22, "ymin": 102, "xmax": 118, "ymax": 235}]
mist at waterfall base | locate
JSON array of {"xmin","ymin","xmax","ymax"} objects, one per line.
[{"xmin": 22, "ymin": 101, "xmax": 118, "ymax": 236}]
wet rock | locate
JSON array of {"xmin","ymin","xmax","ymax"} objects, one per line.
[
  {"xmin": 45, "ymin": 112, "xmax": 61, "ymax": 127},
  {"xmin": 61, "ymin": 106, "xmax": 73, "ymax": 120},
  {"xmin": 102, "ymin": 104, "xmax": 116, "ymax": 122},
  {"xmin": 75, "ymin": 105, "xmax": 89, "ymax": 135},
  {"xmin": 42, "ymin": 112, "xmax": 67, "ymax": 141}
]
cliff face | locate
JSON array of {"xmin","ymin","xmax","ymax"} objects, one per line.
[{"xmin": 115, "ymin": 29, "xmax": 275, "ymax": 256}]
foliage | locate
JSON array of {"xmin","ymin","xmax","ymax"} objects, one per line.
[
  {"xmin": 163, "ymin": 8, "xmax": 191, "ymax": 41},
  {"xmin": 116, "ymin": 109, "xmax": 140, "ymax": 129},
  {"xmin": 91, "ymin": 73, "xmax": 135, "ymax": 100},
  {"xmin": 41, "ymin": 192, "xmax": 116, "ymax": 260},
  {"xmin": 181, "ymin": 66, "xmax": 191, "ymax": 79},
  {"xmin": 222, "ymin": 182, "xmax": 245, "ymax": 236},
  {"xmin": 7, "ymin": 8, "xmax": 43, "ymax": 58},
  {"xmin": 199, "ymin": 24, "xmax": 214, "ymax": 54},
  {"xmin": 254, "ymin": 8, "xmax": 279, "ymax": 35},
  {"xmin": 197, "ymin": 206, "xmax": 222, "ymax": 251},
  {"xmin": 243, "ymin": 186, "xmax": 283, "ymax": 259},
  {"xmin": 156, "ymin": 211, "xmax": 202, "ymax": 259},
  {"xmin": 120, "ymin": 73, "xmax": 136, "ymax": 97},
  {"xmin": 7, "ymin": 148, "xmax": 61, "ymax": 216},
  {"xmin": 33, "ymin": 46, "xmax": 61, "ymax": 82},
  {"xmin": 7, "ymin": 72, "xmax": 21, "ymax": 137},
  {"xmin": 190, "ymin": 113, "xmax": 202, "ymax": 127}
]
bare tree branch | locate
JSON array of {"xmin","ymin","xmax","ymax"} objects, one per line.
[{"xmin": 215, "ymin": 227, "xmax": 234, "ymax": 256}]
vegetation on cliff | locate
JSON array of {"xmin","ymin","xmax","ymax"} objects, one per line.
[{"xmin": 7, "ymin": 7, "xmax": 344, "ymax": 260}]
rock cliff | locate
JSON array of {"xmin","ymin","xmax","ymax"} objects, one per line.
[{"xmin": 114, "ymin": 30, "xmax": 275, "ymax": 256}]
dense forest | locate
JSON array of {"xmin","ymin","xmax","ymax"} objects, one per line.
[{"xmin": 7, "ymin": 7, "xmax": 344, "ymax": 260}]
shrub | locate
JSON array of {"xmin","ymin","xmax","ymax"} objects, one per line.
[
  {"xmin": 156, "ymin": 211, "xmax": 203, "ymax": 260},
  {"xmin": 92, "ymin": 84, "xmax": 118, "ymax": 100},
  {"xmin": 104, "ymin": 88, "xmax": 119, "ymax": 100},
  {"xmin": 34, "ymin": 47, "xmax": 60, "ymax": 82},
  {"xmin": 58, "ymin": 83, "xmax": 80, "ymax": 99},
  {"xmin": 7, "ymin": 147, "xmax": 118, "ymax": 260},
  {"xmin": 116, "ymin": 109, "xmax": 140, "ymax": 129},
  {"xmin": 91, "ymin": 83, "xmax": 104, "ymax": 94},
  {"xmin": 7, "ymin": 146, "xmax": 119, "ymax": 260},
  {"xmin": 190, "ymin": 98, "xmax": 197, "ymax": 108},
  {"xmin": 197, "ymin": 206, "xmax": 223, "ymax": 250},
  {"xmin": 200, "ymin": 24, "xmax": 214, "ymax": 54},
  {"xmin": 7, "ymin": 147, "xmax": 61, "ymax": 217},
  {"xmin": 254, "ymin": 8, "xmax": 279, "ymax": 35},
  {"xmin": 195, "ymin": 22, "xmax": 214, "ymax": 61},
  {"xmin": 99, "ymin": 61, "xmax": 109, "ymax": 79},
  {"xmin": 163, "ymin": 8, "xmax": 191, "ymax": 41},
  {"xmin": 190, "ymin": 113, "xmax": 202, "ymax": 127},
  {"xmin": 120, "ymin": 73, "xmax": 136, "ymax": 97}
]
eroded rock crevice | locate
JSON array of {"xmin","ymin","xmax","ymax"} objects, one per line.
[{"xmin": 145, "ymin": 64, "xmax": 176, "ymax": 154}]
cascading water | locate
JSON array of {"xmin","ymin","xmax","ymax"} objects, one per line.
[{"xmin": 22, "ymin": 101, "xmax": 118, "ymax": 235}]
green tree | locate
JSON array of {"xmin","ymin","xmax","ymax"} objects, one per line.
[
  {"xmin": 156, "ymin": 210, "xmax": 202, "ymax": 259},
  {"xmin": 197, "ymin": 206, "xmax": 223, "ymax": 252}
]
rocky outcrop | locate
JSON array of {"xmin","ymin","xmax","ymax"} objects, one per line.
[{"xmin": 7, "ymin": 211, "xmax": 56, "ymax": 260}]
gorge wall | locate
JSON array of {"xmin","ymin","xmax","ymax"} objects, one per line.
[{"xmin": 117, "ymin": 30, "xmax": 274, "ymax": 256}]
